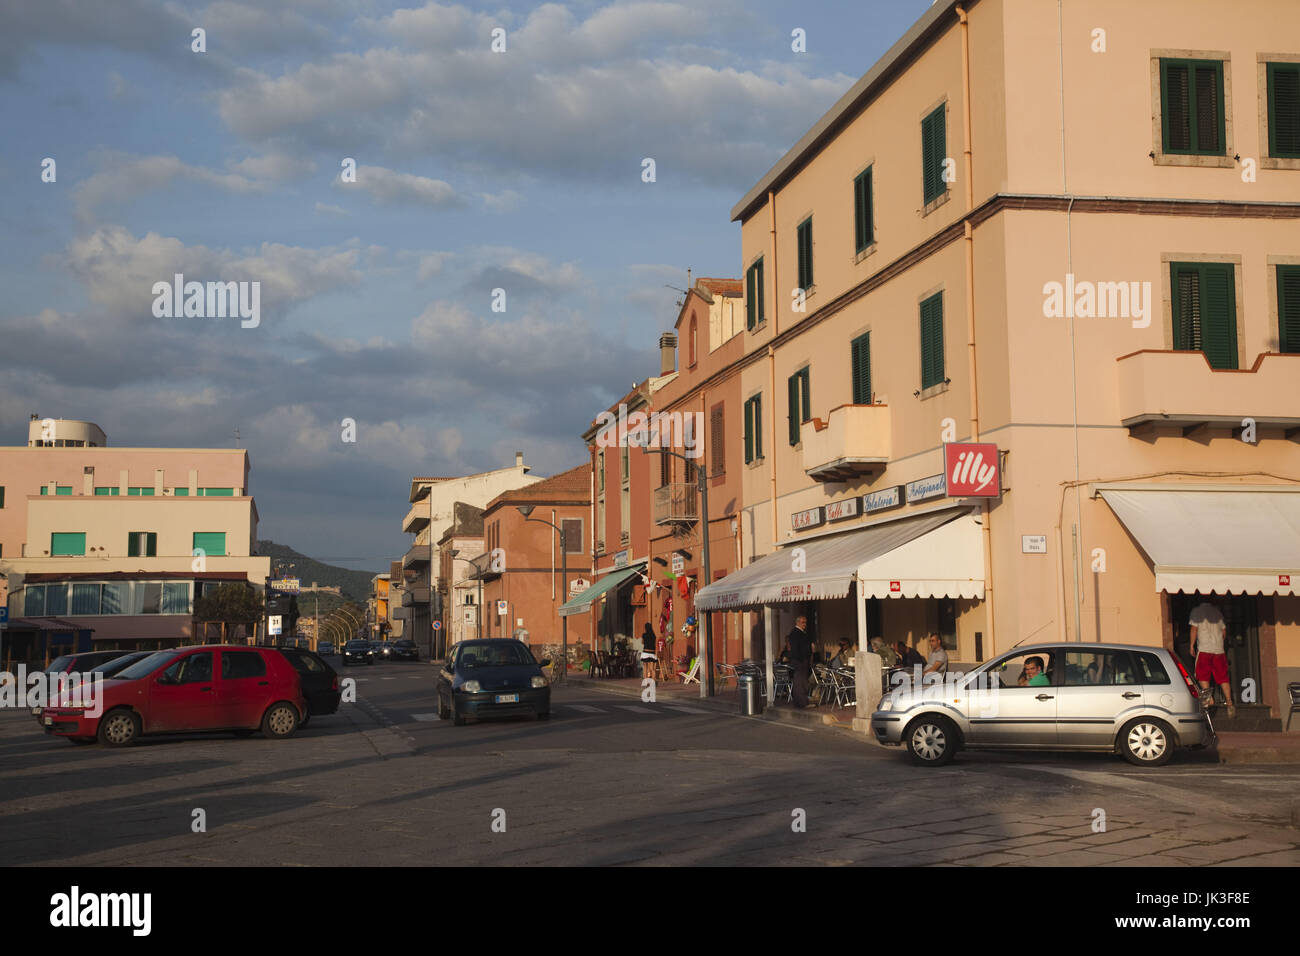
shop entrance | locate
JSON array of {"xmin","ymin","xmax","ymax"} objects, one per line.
[{"xmin": 1169, "ymin": 593, "xmax": 1262, "ymax": 697}]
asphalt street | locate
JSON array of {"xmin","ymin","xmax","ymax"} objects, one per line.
[{"xmin": 2, "ymin": 660, "xmax": 1298, "ymax": 866}]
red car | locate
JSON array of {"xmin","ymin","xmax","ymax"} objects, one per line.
[{"xmin": 41, "ymin": 645, "xmax": 308, "ymax": 746}]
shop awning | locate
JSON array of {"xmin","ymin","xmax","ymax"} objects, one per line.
[
  {"xmin": 558, "ymin": 564, "xmax": 644, "ymax": 617},
  {"xmin": 695, "ymin": 508, "xmax": 984, "ymax": 610},
  {"xmin": 1098, "ymin": 487, "xmax": 1300, "ymax": 595}
]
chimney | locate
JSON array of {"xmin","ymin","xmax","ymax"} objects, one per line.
[
  {"xmin": 515, "ymin": 451, "xmax": 524, "ymax": 468},
  {"xmin": 659, "ymin": 332, "xmax": 678, "ymax": 375}
]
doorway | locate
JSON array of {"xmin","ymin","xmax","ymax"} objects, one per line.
[{"xmin": 1169, "ymin": 593, "xmax": 1261, "ymax": 696}]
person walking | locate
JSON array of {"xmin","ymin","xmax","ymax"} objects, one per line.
[
  {"xmin": 1190, "ymin": 596, "xmax": 1235, "ymax": 718},
  {"xmin": 639, "ymin": 622, "xmax": 658, "ymax": 680},
  {"xmin": 786, "ymin": 614, "xmax": 815, "ymax": 707}
]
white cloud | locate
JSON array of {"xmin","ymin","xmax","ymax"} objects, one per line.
[
  {"xmin": 314, "ymin": 201, "xmax": 349, "ymax": 216},
  {"xmin": 73, "ymin": 153, "xmax": 259, "ymax": 221},
  {"xmin": 343, "ymin": 164, "xmax": 466, "ymax": 208}
]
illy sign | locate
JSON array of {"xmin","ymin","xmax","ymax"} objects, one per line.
[{"xmin": 944, "ymin": 442, "xmax": 1001, "ymax": 497}]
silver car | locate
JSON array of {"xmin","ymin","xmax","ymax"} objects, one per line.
[{"xmin": 871, "ymin": 642, "xmax": 1214, "ymax": 767}]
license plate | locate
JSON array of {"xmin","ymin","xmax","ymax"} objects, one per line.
[
  {"xmin": 43, "ymin": 717, "xmax": 52, "ymax": 726},
  {"xmin": 495, "ymin": 694, "xmax": 519, "ymax": 704}
]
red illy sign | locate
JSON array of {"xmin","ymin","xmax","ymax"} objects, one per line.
[{"xmin": 944, "ymin": 442, "xmax": 1001, "ymax": 497}]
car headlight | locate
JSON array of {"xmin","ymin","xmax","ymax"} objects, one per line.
[
  {"xmin": 462, "ymin": 680, "xmax": 481, "ymax": 693},
  {"xmin": 877, "ymin": 694, "xmax": 895, "ymax": 712},
  {"xmin": 530, "ymin": 676, "xmax": 547, "ymax": 688}
]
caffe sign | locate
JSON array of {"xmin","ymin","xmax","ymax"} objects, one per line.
[{"xmin": 825, "ymin": 498, "xmax": 858, "ymax": 522}]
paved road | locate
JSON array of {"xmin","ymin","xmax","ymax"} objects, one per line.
[{"xmin": 2, "ymin": 660, "xmax": 1298, "ymax": 866}]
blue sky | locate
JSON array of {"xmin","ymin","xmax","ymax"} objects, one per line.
[{"xmin": 0, "ymin": 0, "xmax": 933, "ymax": 570}]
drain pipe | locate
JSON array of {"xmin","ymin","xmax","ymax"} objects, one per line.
[
  {"xmin": 958, "ymin": 4, "xmax": 995, "ymax": 655},
  {"xmin": 767, "ymin": 189, "xmax": 779, "ymax": 553}
]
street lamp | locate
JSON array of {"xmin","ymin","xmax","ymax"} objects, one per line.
[
  {"xmin": 448, "ymin": 549, "xmax": 484, "ymax": 641},
  {"xmin": 517, "ymin": 504, "xmax": 568, "ymax": 683},
  {"xmin": 646, "ymin": 447, "xmax": 715, "ymax": 698}
]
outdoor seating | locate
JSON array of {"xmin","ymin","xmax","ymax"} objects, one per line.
[
  {"xmin": 587, "ymin": 649, "xmax": 607, "ymax": 679},
  {"xmin": 679, "ymin": 656, "xmax": 701, "ymax": 684},
  {"xmin": 1288, "ymin": 682, "xmax": 1300, "ymax": 731},
  {"xmin": 772, "ymin": 663, "xmax": 793, "ymax": 703},
  {"xmin": 830, "ymin": 667, "xmax": 856, "ymax": 708}
]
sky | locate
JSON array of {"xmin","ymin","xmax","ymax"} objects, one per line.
[{"xmin": 0, "ymin": 0, "xmax": 934, "ymax": 571}]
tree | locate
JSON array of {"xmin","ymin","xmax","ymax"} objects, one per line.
[{"xmin": 193, "ymin": 583, "xmax": 262, "ymax": 644}]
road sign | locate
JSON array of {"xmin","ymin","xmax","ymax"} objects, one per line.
[
  {"xmin": 569, "ymin": 578, "xmax": 589, "ymax": 594},
  {"xmin": 496, "ymin": 600, "xmax": 508, "ymax": 616},
  {"xmin": 432, "ymin": 620, "xmax": 442, "ymax": 631},
  {"xmin": 268, "ymin": 615, "xmax": 283, "ymax": 636},
  {"xmin": 271, "ymin": 578, "xmax": 301, "ymax": 595},
  {"xmin": 670, "ymin": 554, "xmax": 684, "ymax": 573}
]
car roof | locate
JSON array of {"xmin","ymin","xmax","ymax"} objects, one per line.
[{"xmin": 999, "ymin": 642, "xmax": 1171, "ymax": 654}]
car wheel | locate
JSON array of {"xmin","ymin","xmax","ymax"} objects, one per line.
[
  {"xmin": 904, "ymin": 715, "xmax": 958, "ymax": 766},
  {"xmin": 233, "ymin": 729, "xmax": 255, "ymax": 737},
  {"xmin": 97, "ymin": 708, "xmax": 140, "ymax": 747},
  {"xmin": 451, "ymin": 696, "xmax": 466, "ymax": 726},
  {"xmin": 438, "ymin": 693, "xmax": 450, "ymax": 721},
  {"xmin": 1119, "ymin": 717, "xmax": 1173, "ymax": 767},
  {"xmin": 261, "ymin": 702, "xmax": 300, "ymax": 739}
]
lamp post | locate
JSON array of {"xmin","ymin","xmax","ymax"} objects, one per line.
[
  {"xmin": 517, "ymin": 505, "xmax": 567, "ymax": 683},
  {"xmin": 448, "ymin": 549, "xmax": 484, "ymax": 642},
  {"xmin": 646, "ymin": 447, "xmax": 714, "ymax": 699}
]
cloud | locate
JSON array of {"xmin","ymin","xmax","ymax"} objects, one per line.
[
  {"xmin": 343, "ymin": 164, "xmax": 466, "ymax": 208},
  {"xmin": 314, "ymin": 201, "xmax": 349, "ymax": 217},
  {"xmin": 72, "ymin": 153, "xmax": 259, "ymax": 222}
]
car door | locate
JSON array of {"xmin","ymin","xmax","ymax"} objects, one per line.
[
  {"xmin": 964, "ymin": 649, "xmax": 1059, "ymax": 747},
  {"xmin": 438, "ymin": 645, "xmax": 459, "ymax": 705},
  {"xmin": 1054, "ymin": 649, "xmax": 1144, "ymax": 747},
  {"xmin": 146, "ymin": 651, "xmax": 216, "ymax": 732},
  {"xmin": 218, "ymin": 649, "xmax": 273, "ymax": 728}
]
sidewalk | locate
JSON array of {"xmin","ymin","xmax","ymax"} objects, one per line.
[{"xmin": 573, "ymin": 674, "xmax": 1300, "ymax": 763}]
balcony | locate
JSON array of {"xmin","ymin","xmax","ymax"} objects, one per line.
[
  {"xmin": 402, "ymin": 503, "xmax": 430, "ymax": 534},
  {"xmin": 402, "ymin": 544, "xmax": 431, "ymax": 568},
  {"xmin": 800, "ymin": 404, "xmax": 891, "ymax": 482},
  {"xmin": 1116, "ymin": 351, "xmax": 1300, "ymax": 438},
  {"xmin": 654, "ymin": 483, "xmax": 698, "ymax": 525},
  {"xmin": 401, "ymin": 586, "xmax": 431, "ymax": 605}
]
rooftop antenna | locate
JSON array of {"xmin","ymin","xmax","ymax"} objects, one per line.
[{"xmin": 234, "ymin": 427, "xmax": 241, "ymax": 449}]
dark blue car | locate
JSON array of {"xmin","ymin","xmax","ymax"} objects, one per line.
[{"xmin": 436, "ymin": 640, "xmax": 551, "ymax": 725}]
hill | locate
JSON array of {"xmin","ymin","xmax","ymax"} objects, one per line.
[{"xmin": 255, "ymin": 540, "xmax": 379, "ymax": 604}]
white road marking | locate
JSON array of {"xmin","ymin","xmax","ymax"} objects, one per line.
[
  {"xmin": 664, "ymin": 705, "xmax": 711, "ymax": 715},
  {"xmin": 410, "ymin": 713, "xmax": 440, "ymax": 721},
  {"xmin": 615, "ymin": 705, "xmax": 656, "ymax": 714},
  {"xmin": 566, "ymin": 704, "xmax": 605, "ymax": 713}
]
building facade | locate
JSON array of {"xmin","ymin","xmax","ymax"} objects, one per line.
[{"xmin": 436, "ymin": 502, "xmax": 485, "ymax": 650}]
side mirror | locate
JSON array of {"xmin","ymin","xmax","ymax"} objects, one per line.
[
  {"xmin": 445, "ymin": 663, "xmax": 454, "ymax": 674},
  {"xmin": 539, "ymin": 658, "xmax": 552, "ymax": 668}
]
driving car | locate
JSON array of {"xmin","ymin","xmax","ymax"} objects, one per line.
[
  {"xmin": 273, "ymin": 647, "xmax": 340, "ymax": 726},
  {"xmin": 372, "ymin": 641, "xmax": 393, "ymax": 660},
  {"xmin": 871, "ymin": 642, "xmax": 1213, "ymax": 767},
  {"xmin": 391, "ymin": 640, "xmax": 418, "ymax": 661},
  {"xmin": 436, "ymin": 639, "xmax": 551, "ymax": 725},
  {"xmin": 341, "ymin": 639, "xmax": 374, "ymax": 666},
  {"xmin": 40, "ymin": 645, "xmax": 307, "ymax": 746},
  {"xmin": 317, "ymin": 641, "xmax": 335, "ymax": 656}
]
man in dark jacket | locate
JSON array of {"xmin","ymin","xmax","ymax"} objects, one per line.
[{"xmin": 785, "ymin": 615, "xmax": 815, "ymax": 707}]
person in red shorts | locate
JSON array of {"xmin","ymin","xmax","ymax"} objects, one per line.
[{"xmin": 1190, "ymin": 596, "xmax": 1235, "ymax": 719}]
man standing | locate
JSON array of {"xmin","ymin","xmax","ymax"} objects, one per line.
[
  {"xmin": 922, "ymin": 633, "xmax": 948, "ymax": 680},
  {"xmin": 1190, "ymin": 596, "xmax": 1234, "ymax": 718},
  {"xmin": 786, "ymin": 614, "xmax": 815, "ymax": 708}
]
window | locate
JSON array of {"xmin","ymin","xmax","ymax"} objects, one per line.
[
  {"xmin": 561, "ymin": 518, "xmax": 583, "ymax": 554},
  {"xmin": 787, "ymin": 367, "xmax": 811, "ymax": 446},
  {"xmin": 162, "ymin": 652, "xmax": 212, "ymax": 684},
  {"xmin": 45, "ymin": 583, "xmax": 68, "ymax": 616},
  {"xmin": 854, "ymin": 167, "xmax": 874, "ymax": 253},
  {"xmin": 127, "ymin": 487, "xmax": 155, "ymax": 496},
  {"xmin": 50, "ymin": 532, "xmax": 86, "ymax": 556},
  {"xmin": 127, "ymin": 532, "xmax": 157, "ymax": 558},
  {"xmin": 162, "ymin": 582, "xmax": 190, "ymax": 615},
  {"xmin": 744, "ymin": 395, "xmax": 763, "ymax": 463},
  {"xmin": 921, "ymin": 104, "xmax": 947, "ymax": 204},
  {"xmin": 920, "ymin": 292, "xmax": 945, "ymax": 390},
  {"xmin": 1268, "ymin": 62, "xmax": 1300, "ymax": 158},
  {"xmin": 222, "ymin": 651, "xmax": 266, "ymax": 679},
  {"xmin": 1132, "ymin": 651, "xmax": 1171, "ymax": 685},
  {"xmin": 1160, "ymin": 58, "xmax": 1225, "ymax": 154},
  {"xmin": 1278, "ymin": 265, "xmax": 1300, "ymax": 353},
  {"xmin": 24, "ymin": 585, "xmax": 46, "ymax": 617},
  {"xmin": 796, "ymin": 217, "xmax": 813, "ymax": 292},
  {"xmin": 710, "ymin": 404, "xmax": 725, "ymax": 477},
  {"xmin": 135, "ymin": 582, "xmax": 163, "ymax": 615},
  {"xmin": 658, "ymin": 449, "xmax": 671, "ymax": 487},
  {"xmin": 72, "ymin": 583, "xmax": 101, "ymax": 615},
  {"xmin": 850, "ymin": 332, "xmax": 872, "ymax": 404},
  {"xmin": 1061, "ymin": 650, "xmax": 1139, "ymax": 686},
  {"xmin": 937, "ymin": 598, "xmax": 957, "ymax": 650},
  {"xmin": 101, "ymin": 583, "xmax": 125, "ymax": 614},
  {"xmin": 620, "ymin": 445, "xmax": 630, "ymax": 487},
  {"xmin": 94, "ymin": 487, "xmax": 120, "ymax": 496},
  {"xmin": 41, "ymin": 486, "xmax": 73, "ymax": 496},
  {"xmin": 1171, "ymin": 262, "xmax": 1237, "ymax": 369},
  {"xmin": 200, "ymin": 487, "xmax": 234, "ymax": 496},
  {"xmin": 986, "ymin": 649, "xmax": 1057, "ymax": 689},
  {"xmin": 192, "ymin": 532, "xmax": 227, "ymax": 557},
  {"xmin": 0, "ymin": 487, "xmax": 5, "ymax": 508},
  {"xmin": 688, "ymin": 315, "xmax": 698, "ymax": 366},
  {"xmin": 597, "ymin": 449, "xmax": 605, "ymax": 494},
  {"xmin": 173, "ymin": 488, "xmax": 189, "ymax": 496},
  {"xmin": 746, "ymin": 257, "xmax": 765, "ymax": 330}
]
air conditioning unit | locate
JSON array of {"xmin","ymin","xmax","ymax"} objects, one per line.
[{"xmin": 162, "ymin": 488, "xmax": 173, "ymax": 496}]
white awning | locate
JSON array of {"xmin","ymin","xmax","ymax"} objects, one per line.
[
  {"xmin": 1098, "ymin": 487, "xmax": 1300, "ymax": 595},
  {"xmin": 695, "ymin": 508, "xmax": 984, "ymax": 610}
]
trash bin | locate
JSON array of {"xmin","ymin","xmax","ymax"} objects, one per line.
[{"xmin": 738, "ymin": 673, "xmax": 763, "ymax": 716}]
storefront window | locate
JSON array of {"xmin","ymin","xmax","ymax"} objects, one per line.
[{"xmin": 938, "ymin": 598, "xmax": 957, "ymax": 650}]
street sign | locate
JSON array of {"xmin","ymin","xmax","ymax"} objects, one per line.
[
  {"xmin": 670, "ymin": 554, "xmax": 684, "ymax": 574},
  {"xmin": 0, "ymin": 608, "xmax": 8, "ymax": 623},
  {"xmin": 1022, "ymin": 535, "xmax": 1048, "ymax": 554},
  {"xmin": 496, "ymin": 600, "xmax": 508, "ymax": 616},
  {"xmin": 271, "ymin": 578, "xmax": 301, "ymax": 594},
  {"xmin": 268, "ymin": 615, "xmax": 283, "ymax": 636},
  {"xmin": 569, "ymin": 578, "xmax": 589, "ymax": 594},
  {"xmin": 432, "ymin": 620, "xmax": 442, "ymax": 631}
]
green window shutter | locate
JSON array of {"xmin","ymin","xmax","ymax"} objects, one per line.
[
  {"xmin": 744, "ymin": 399, "xmax": 754, "ymax": 463},
  {"xmin": 788, "ymin": 374, "xmax": 800, "ymax": 445},
  {"xmin": 51, "ymin": 532, "xmax": 86, "ymax": 556},
  {"xmin": 851, "ymin": 332, "xmax": 872, "ymax": 404},
  {"xmin": 193, "ymin": 532, "xmax": 227, "ymax": 557},
  {"xmin": 756, "ymin": 259, "xmax": 764, "ymax": 325},
  {"xmin": 753, "ymin": 395, "xmax": 763, "ymax": 460},
  {"xmin": 1162, "ymin": 60, "xmax": 1191, "ymax": 151},
  {"xmin": 796, "ymin": 219, "xmax": 813, "ymax": 291},
  {"xmin": 854, "ymin": 168, "xmax": 873, "ymax": 252},
  {"xmin": 0, "ymin": 487, "xmax": 4, "ymax": 509},
  {"xmin": 1161, "ymin": 59, "xmax": 1224, "ymax": 154},
  {"xmin": 127, "ymin": 532, "xmax": 158, "ymax": 558},
  {"xmin": 173, "ymin": 487, "xmax": 189, "ymax": 496},
  {"xmin": 746, "ymin": 259, "xmax": 764, "ymax": 329},
  {"xmin": 1171, "ymin": 262, "xmax": 1237, "ymax": 369},
  {"xmin": 922, "ymin": 105, "xmax": 946, "ymax": 204},
  {"xmin": 1193, "ymin": 63, "xmax": 1223, "ymax": 153},
  {"xmin": 920, "ymin": 293, "xmax": 945, "ymax": 389},
  {"xmin": 203, "ymin": 488, "xmax": 234, "ymax": 496},
  {"xmin": 1268, "ymin": 63, "xmax": 1300, "ymax": 158},
  {"xmin": 56, "ymin": 486, "xmax": 71, "ymax": 496},
  {"xmin": 1279, "ymin": 265, "xmax": 1300, "ymax": 354}
]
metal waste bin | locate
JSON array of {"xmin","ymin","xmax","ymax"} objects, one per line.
[{"xmin": 738, "ymin": 673, "xmax": 763, "ymax": 715}]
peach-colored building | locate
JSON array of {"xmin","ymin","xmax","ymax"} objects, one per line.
[
  {"xmin": 436, "ymin": 502, "xmax": 485, "ymax": 650},
  {"xmin": 1, "ymin": 417, "xmax": 272, "ymax": 666},
  {"xmin": 693, "ymin": 0, "xmax": 1300, "ymax": 730}
]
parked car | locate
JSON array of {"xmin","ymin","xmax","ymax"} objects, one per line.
[
  {"xmin": 436, "ymin": 639, "xmax": 551, "ymax": 725},
  {"xmin": 317, "ymin": 641, "xmax": 335, "ymax": 656},
  {"xmin": 31, "ymin": 651, "xmax": 156, "ymax": 724},
  {"xmin": 871, "ymin": 642, "xmax": 1214, "ymax": 767},
  {"xmin": 273, "ymin": 647, "xmax": 340, "ymax": 726},
  {"xmin": 391, "ymin": 640, "xmax": 418, "ymax": 661},
  {"xmin": 40, "ymin": 645, "xmax": 307, "ymax": 746},
  {"xmin": 341, "ymin": 640, "xmax": 375, "ymax": 666},
  {"xmin": 40, "ymin": 650, "xmax": 134, "ymax": 675}
]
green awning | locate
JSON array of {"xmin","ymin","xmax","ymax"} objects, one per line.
[{"xmin": 558, "ymin": 564, "xmax": 644, "ymax": 618}]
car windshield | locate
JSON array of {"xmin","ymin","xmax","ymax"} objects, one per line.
[
  {"xmin": 113, "ymin": 650, "xmax": 181, "ymax": 681},
  {"xmin": 457, "ymin": 643, "xmax": 535, "ymax": 668},
  {"xmin": 346, "ymin": 641, "xmax": 368, "ymax": 649},
  {"xmin": 45, "ymin": 656, "xmax": 74, "ymax": 673},
  {"xmin": 97, "ymin": 653, "xmax": 149, "ymax": 676}
]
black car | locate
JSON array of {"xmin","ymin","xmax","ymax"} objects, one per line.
[
  {"xmin": 391, "ymin": 640, "xmax": 419, "ymax": 661},
  {"xmin": 371, "ymin": 641, "xmax": 393, "ymax": 660},
  {"xmin": 41, "ymin": 650, "xmax": 134, "ymax": 675},
  {"xmin": 341, "ymin": 640, "xmax": 374, "ymax": 666},
  {"xmin": 436, "ymin": 639, "xmax": 551, "ymax": 725},
  {"xmin": 318, "ymin": 641, "xmax": 335, "ymax": 656},
  {"xmin": 273, "ymin": 648, "xmax": 341, "ymax": 727}
]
